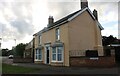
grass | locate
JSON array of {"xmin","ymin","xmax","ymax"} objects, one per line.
[{"xmin": 2, "ymin": 63, "xmax": 40, "ymax": 74}]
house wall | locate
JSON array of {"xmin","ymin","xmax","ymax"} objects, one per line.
[
  {"xmin": 34, "ymin": 10, "xmax": 104, "ymax": 66},
  {"xmin": 34, "ymin": 35, "xmax": 39, "ymax": 49},
  {"xmin": 34, "ymin": 23, "xmax": 70, "ymax": 66},
  {"xmin": 68, "ymin": 11, "xmax": 103, "ymax": 56},
  {"xmin": 94, "ymin": 21, "xmax": 103, "ymax": 56}
]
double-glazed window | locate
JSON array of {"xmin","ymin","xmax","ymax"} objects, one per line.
[
  {"xmin": 56, "ymin": 28, "xmax": 60, "ymax": 41},
  {"xmin": 52, "ymin": 47, "xmax": 63, "ymax": 62},
  {"xmin": 35, "ymin": 49, "xmax": 42, "ymax": 61}
]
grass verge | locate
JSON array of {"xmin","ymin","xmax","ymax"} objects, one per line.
[{"xmin": 2, "ymin": 63, "xmax": 40, "ymax": 74}]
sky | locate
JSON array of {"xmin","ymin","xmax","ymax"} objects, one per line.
[{"xmin": 0, "ymin": 0, "xmax": 119, "ymax": 50}]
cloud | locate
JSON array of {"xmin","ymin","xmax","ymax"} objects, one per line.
[
  {"xmin": 0, "ymin": 0, "xmax": 119, "ymax": 49},
  {"xmin": 46, "ymin": 2, "xmax": 79, "ymax": 21},
  {"xmin": 102, "ymin": 23, "xmax": 118, "ymax": 37},
  {"xmin": 10, "ymin": 19, "xmax": 33, "ymax": 35},
  {"xmin": 0, "ymin": 0, "xmax": 34, "ymax": 42}
]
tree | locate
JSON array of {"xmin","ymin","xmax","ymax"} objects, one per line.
[
  {"xmin": 7, "ymin": 50, "xmax": 14, "ymax": 55},
  {"xmin": 1, "ymin": 48, "xmax": 9, "ymax": 56},
  {"xmin": 14, "ymin": 43, "xmax": 26, "ymax": 58},
  {"xmin": 102, "ymin": 35, "xmax": 119, "ymax": 46}
]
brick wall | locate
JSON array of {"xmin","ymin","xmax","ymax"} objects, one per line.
[{"xmin": 70, "ymin": 56, "xmax": 115, "ymax": 67}]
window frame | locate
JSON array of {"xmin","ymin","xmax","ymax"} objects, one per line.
[
  {"xmin": 39, "ymin": 35, "xmax": 42, "ymax": 45},
  {"xmin": 56, "ymin": 28, "xmax": 60, "ymax": 41},
  {"xmin": 52, "ymin": 46, "xmax": 63, "ymax": 62},
  {"xmin": 35, "ymin": 49, "xmax": 42, "ymax": 61}
]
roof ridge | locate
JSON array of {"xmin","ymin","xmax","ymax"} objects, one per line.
[{"xmin": 53, "ymin": 9, "xmax": 81, "ymax": 25}]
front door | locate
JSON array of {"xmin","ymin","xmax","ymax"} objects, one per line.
[{"xmin": 46, "ymin": 46, "xmax": 50, "ymax": 64}]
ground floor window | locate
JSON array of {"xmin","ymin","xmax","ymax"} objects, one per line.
[
  {"xmin": 52, "ymin": 47, "xmax": 63, "ymax": 62},
  {"xmin": 35, "ymin": 49, "xmax": 42, "ymax": 61}
]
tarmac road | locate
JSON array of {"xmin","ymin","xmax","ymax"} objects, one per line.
[
  {"xmin": 2, "ymin": 56, "xmax": 13, "ymax": 64},
  {"xmin": 1, "ymin": 57, "xmax": 120, "ymax": 75}
]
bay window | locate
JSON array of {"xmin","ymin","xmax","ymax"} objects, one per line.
[{"xmin": 52, "ymin": 47, "xmax": 63, "ymax": 62}]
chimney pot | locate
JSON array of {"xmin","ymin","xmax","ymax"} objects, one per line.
[
  {"xmin": 48, "ymin": 16, "xmax": 54, "ymax": 27},
  {"xmin": 93, "ymin": 9, "xmax": 98, "ymax": 20},
  {"xmin": 81, "ymin": 0, "xmax": 88, "ymax": 9}
]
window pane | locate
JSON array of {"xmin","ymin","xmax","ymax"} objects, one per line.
[
  {"xmin": 37, "ymin": 54, "xmax": 39, "ymax": 59},
  {"xmin": 39, "ymin": 36, "xmax": 41, "ymax": 44},
  {"xmin": 57, "ymin": 47, "xmax": 62, "ymax": 53},
  {"xmin": 57, "ymin": 29, "xmax": 60, "ymax": 35},
  {"xmin": 56, "ymin": 28, "xmax": 60, "ymax": 40},
  {"xmin": 57, "ymin": 54, "xmax": 62, "ymax": 61},
  {"xmin": 39, "ymin": 55, "xmax": 42, "ymax": 60},
  {"xmin": 39, "ymin": 49, "xmax": 41, "ymax": 55},
  {"xmin": 58, "ymin": 35, "xmax": 60, "ymax": 40},
  {"xmin": 36, "ymin": 49, "xmax": 38, "ymax": 54},
  {"xmin": 52, "ymin": 47, "xmax": 56, "ymax": 53},
  {"xmin": 52, "ymin": 54, "xmax": 56, "ymax": 60},
  {"xmin": 35, "ymin": 50, "xmax": 38, "ymax": 59},
  {"xmin": 40, "ymin": 50, "xmax": 42, "ymax": 60},
  {"xmin": 36, "ymin": 54, "xmax": 37, "ymax": 59}
]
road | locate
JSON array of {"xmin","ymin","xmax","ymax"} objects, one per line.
[
  {"xmin": 2, "ymin": 56, "xmax": 13, "ymax": 64},
  {"xmin": 1, "ymin": 56, "xmax": 120, "ymax": 75}
]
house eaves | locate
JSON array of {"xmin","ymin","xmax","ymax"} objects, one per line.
[{"xmin": 96, "ymin": 21, "xmax": 104, "ymax": 30}]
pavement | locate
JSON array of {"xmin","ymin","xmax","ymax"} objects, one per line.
[{"xmin": 2, "ymin": 56, "xmax": 120, "ymax": 75}]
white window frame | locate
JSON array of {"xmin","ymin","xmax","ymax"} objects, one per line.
[
  {"xmin": 56, "ymin": 28, "xmax": 60, "ymax": 41},
  {"xmin": 39, "ymin": 35, "xmax": 42, "ymax": 45},
  {"xmin": 35, "ymin": 49, "xmax": 42, "ymax": 61},
  {"xmin": 52, "ymin": 47, "xmax": 63, "ymax": 62},
  {"xmin": 44, "ymin": 44, "xmax": 50, "ymax": 64}
]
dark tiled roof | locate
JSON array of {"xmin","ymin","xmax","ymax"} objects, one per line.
[
  {"xmin": 38, "ymin": 9, "xmax": 82, "ymax": 34},
  {"xmin": 53, "ymin": 9, "xmax": 81, "ymax": 26}
]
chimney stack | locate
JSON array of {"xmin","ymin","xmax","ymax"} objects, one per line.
[
  {"xmin": 48, "ymin": 16, "xmax": 54, "ymax": 27},
  {"xmin": 81, "ymin": 0, "xmax": 88, "ymax": 9},
  {"xmin": 93, "ymin": 9, "xmax": 98, "ymax": 20}
]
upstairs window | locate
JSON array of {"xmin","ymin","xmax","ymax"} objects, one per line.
[
  {"xmin": 39, "ymin": 35, "xmax": 41, "ymax": 45},
  {"xmin": 56, "ymin": 28, "xmax": 60, "ymax": 41}
]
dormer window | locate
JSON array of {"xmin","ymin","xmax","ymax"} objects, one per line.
[{"xmin": 56, "ymin": 28, "xmax": 60, "ymax": 41}]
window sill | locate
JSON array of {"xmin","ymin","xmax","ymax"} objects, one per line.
[
  {"xmin": 35, "ymin": 59, "xmax": 42, "ymax": 61},
  {"xmin": 56, "ymin": 40, "xmax": 60, "ymax": 42},
  {"xmin": 51, "ymin": 61, "xmax": 63, "ymax": 63}
]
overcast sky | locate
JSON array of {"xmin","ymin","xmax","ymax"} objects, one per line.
[{"xmin": 0, "ymin": 0, "xmax": 119, "ymax": 50}]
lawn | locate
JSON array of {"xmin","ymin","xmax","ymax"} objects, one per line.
[{"xmin": 2, "ymin": 63, "xmax": 40, "ymax": 74}]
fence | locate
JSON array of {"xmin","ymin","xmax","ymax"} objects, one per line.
[{"xmin": 69, "ymin": 50, "xmax": 85, "ymax": 57}]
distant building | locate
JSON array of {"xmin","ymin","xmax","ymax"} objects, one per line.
[{"xmin": 24, "ymin": 40, "xmax": 33, "ymax": 58}]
